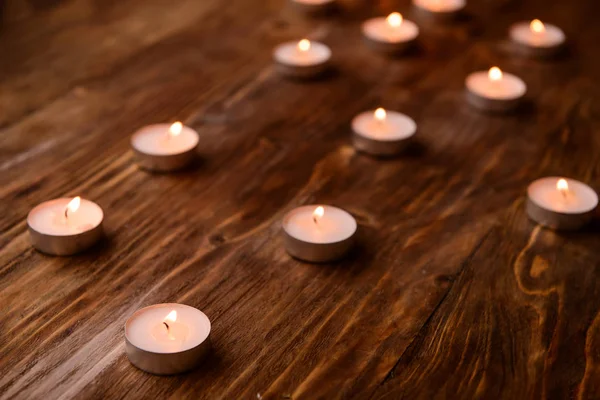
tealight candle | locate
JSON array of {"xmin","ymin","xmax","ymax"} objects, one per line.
[
  {"xmin": 509, "ymin": 19, "xmax": 566, "ymax": 58},
  {"xmin": 27, "ymin": 196, "xmax": 104, "ymax": 256},
  {"xmin": 131, "ymin": 121, "xmax": 199, "ymax": 172},
  {"xmin": 289, "ymin": 0, "xmax": 336, "ymax": 15},
  {"xmin": 125, "ymin": 303, "xmax": 211, "ymax": 375},
  {"xmin": 412, "ymin": 0, "xmax": 466, "ymax": 21},
  {"xmin": 362, "ymin": 12, "xmax": 419, "ymax": 55},
  {"xmin": 282, "ymin": 205, "xmax": 357, "ymax": 263},
  {"xmin": 526, "ymin": 177, "xmax": 598, "ymax": 230},
  {"xmin": 273, "ymin": 39, "xmax": 332, "ymax": 79},
  {"xmin": 465, "ymin": 67, "xmax": 526, "ymax": 112},
  {"xmin": 351, "ymin": 108, "xmax": 417, "ymax": 156}
]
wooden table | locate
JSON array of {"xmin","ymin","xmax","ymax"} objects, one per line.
[{"xmin": 2, "ymin": 0, "xmax": 600, "ymax": 398}]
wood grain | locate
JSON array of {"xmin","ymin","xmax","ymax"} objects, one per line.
[{"xmin": 1, "ymin": 0, "xmax": 599, "ymax": 399}]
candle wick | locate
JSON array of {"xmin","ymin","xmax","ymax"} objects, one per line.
[
  {"xmin": 64, "ymin": 207, "xmax": 69, "ymax": 220},
  {"xmin": 561, "ymin": 189, "xmax": 568, "ymax": 201},
  {"xmin": 163, "ymin": 321, "xmax": 170, "ymax": 331},
  {"xmin": 313, "ymin": 216, "xmax": 318, "ymax": 225}
]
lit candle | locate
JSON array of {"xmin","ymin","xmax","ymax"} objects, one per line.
[
  {"xmin": 131, "ymin": 121, "xmax": 200, "ymax": 172},
  {"xmin": 125, "ymin": 303, "xmax": 211, "ymax": 375},
  {"xmin": 282, "ymin": 205, "xmax": 357, "ymax": 262},
  {"xmin": 509, "ymin": 19, "xmax": 566, "ymax": 58},
  {"xmin": 351, "ymin": 107, "xmax": 417, "ymax": 156},
  {"xmin": 289, "ymin": 0, "xmax": 336, "ymax": 15},
  {"xmin": 526, "ymin": 177, "xmax": 598, "ymax": 230},
  {"xmin": 27, "ymin": 196, "xmax": 104, "ymax": 255},
  {"xmin": 362, "ymin": 12, "xmax": 419, "ymax": 55},
  {"xmin": 273, "ymin": 39, "xmax": 332, "ymax": 79},
  {"xmin": 412, "ymin": 0, "xmax": 466, "ymax": 21},
  {"xmin": 465, "ymin": 66, "xmax": 527, "ymax": 112}
]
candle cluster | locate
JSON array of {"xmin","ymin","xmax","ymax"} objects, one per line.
[
  {"xmin": 277, "ymin": 1, "xmax": 594, "ymax": 232},
  {"xmin": 24, "ymin": 0, "xmax": 597, "ymax": 377}
]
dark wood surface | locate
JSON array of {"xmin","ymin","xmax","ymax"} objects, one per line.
[{"xmin": 1, "ymin": 0, "xmax": 600, "ymax": 398}]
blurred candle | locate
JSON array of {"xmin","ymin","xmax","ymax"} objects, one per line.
[
  {"xmin": 351, "ymin": 107, "xmax": 417, "ymax": 156},
  {"xmin": 509, "ymin": 19, "xmax": 566, "ymax": 58},
  {"xmin": 362, "ymin": 12, "xmax": 419, "ymax": 55},
  {"xmin": 412, "ymin": 0, "xmax": 466, "ymax": 21},
  {"xmin": 465, "ymin": 67, "xmax": 526, "ymax": 112},
  {"xmin": 289, "ymin": 0, "xmax": 336, "ymax": 15},
  {"xmin": 273, "ymin": 39, "xmax": 332, "ymax": 78}
]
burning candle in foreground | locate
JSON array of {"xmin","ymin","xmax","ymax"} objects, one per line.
[
  {"xmin": 362, "ymin": 12, "xmax": 419, "ymax": 55},
  {"xmin": 27, "ymin": 196, "xmax": 104, "ymax": 255},
  {"xmin": 131, "ymin": 121, "xmax": 200, "ymax": 172},
  {"xmin": 273, "ymin": 38, "xmax": 332, "ymax": 79},
  {"xmin": 465, "ymin": 66, "xmax": 527, "ymax": 112},
  {"xmin": 509, "ymin": 19, "xmax": 566, "ymax": 58},
  {"xmin": 125, "ymin": 303, "xmax": 211, "ymax": 375},
  {"xmin": 282, "ymin": 205, "xmax": 357, "ymax": 262},
  {"xmin": 351, "ymin": 107, "xmax": 417, "ymax": 156},
  {"xmin": 526, "ymin": 177, "xmax": 598, "ymax": 230}
]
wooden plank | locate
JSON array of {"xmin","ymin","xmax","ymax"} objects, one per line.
[
  {"xmin": 0, "ymin": 0, "xmax": 219, "ymax": 129},
  {"xmin": 1, "ymin": 0, "xmax": 599, "ymax": 398},
  {"xmin": 372, "ymin": 219, "xmax": 600, "ymax": 399}
]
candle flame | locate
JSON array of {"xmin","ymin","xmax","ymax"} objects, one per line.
[
  {"xmin": 163, "ymin": 310, "xmax": 177, "ymax": 340},
  {"xmin": 66, "ymin": 196, "xmax": 81, "ymax": 216},
  {"xmin": 169, "ymin": 122, "xmax": 183, "ymax": 137},
  {"xmin": 298, "ymin": 39, "xmax": 311, "ymax": 52},
  {"xmin": 165, "ymin": 310, "xmax": 177, "ymax": 323},
  {"xmin": 374, "ymin": 108, "xmax": 387, "ymax": 122},
  {"xmin": 386, "ymin": 12, "xmax": 403, "ymax": 28},
  {"xmin": 313, "ymin": 206, "xmax": 325, "ymax": 224},
  {"xmin": 488, "ymin": 67, "xmax": 503, "ymax": 81},
  {"xmin": 530, "ymin": 19, "xmax": 546, "ymax": 34},
  {"xmin": 557, "ymin": 178, "xmax": 568, "ymax": 192}
]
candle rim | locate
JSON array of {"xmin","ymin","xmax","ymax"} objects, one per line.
[
  {"xmin": 27, "ymin": 197, "xmax": 104, "ymax": 236},
  {"xmin": 282, "ymin": 205, "xmax": 357, "ymax": 244},
  {"xmin": 527, "ymin": 176, "xmax": 599, "ymax": 214},
  {"xmin": 125, "ymin": 303, "xmax": 211, "ymax": 354}
]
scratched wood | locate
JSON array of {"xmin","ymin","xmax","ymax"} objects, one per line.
[{"xmin": 1, "ymin": 0, "xmax": 599, "ymax": 398}]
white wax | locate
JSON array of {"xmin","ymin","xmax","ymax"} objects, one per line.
[
  {"xmin": 292, "ymin": 0, "xmax": 334, "ymax": 4},
  {"xmin": 283, "ymin": 205, "xmax": 357, "ymax": 244},
  {"xmin": 131, "ymin": 124, "xmax": 199, "ymax": 156},
  {"xmin": 126, "ymin": 304, "xmax": 211, "ymax": 354},
  {"xmin": 352, "ymin": 110, "xmax": 416, "ymax": 141},
  {"xmin": 510, "ymin": 22, "xmax": 565, "ymax": 48},
  {"xmin": 362, "ymin": 17, "xmax": 419, "ymax": 44},
  {"xmin": 28, "ymin": 198, "xmax": 103, "ymax": 236},
  {"xmin": 273, "ymin": 41, "xmax": 331, "ymax": 67},
  {"xmin": 528, "ymin": 177, "xmax": 598, "ymax": 214},
  {"xmin": 465, "ymin": 71, "xmax": 526, "ymax": 100},
  {"xmin": 413, "ymin": 0, "xmax": 465, "ymax": 13}
]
